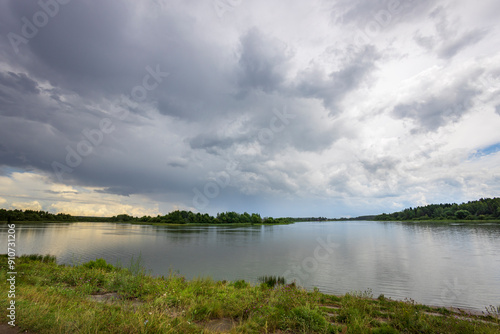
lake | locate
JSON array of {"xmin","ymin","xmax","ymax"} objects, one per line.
[{"xmin": 2, "ymin": 220, "xmax": 500, "ymax": 311}]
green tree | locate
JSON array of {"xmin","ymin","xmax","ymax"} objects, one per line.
[{"xmin": 455, "ymin": 210, "xmax": 470, "ymax": 219}]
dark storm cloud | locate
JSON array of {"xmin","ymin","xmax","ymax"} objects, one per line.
[
  {"xmin": 189, "ymin": 132, "xmax": 246, "ymax": 153},
  {"xmin": 0, "ymin": 72, "xmax": 40, "ymax": 95},
  {"xmin": 0, "ymin": 0, "xmax": 231, "ymax": 199},
  {"xmin": 0, "ymin": 71, "xmax": 97, "ymax": 173},
  {"xmin": 236, "ymin": 28, "xmax": 291, "ymax": 94},
  {"xmin": 94, "ymin": 186, "xmax": 136, "ymax": 197},
  {"xmin": 188, "ymin": 95, "xmax": 348, "ymax": 157},
  {"xmin": 1, "ymin": 0, "xmax": 231, "ymax": 120},
  {"xmin": 0, "ymin": 73, "xmax": 191, "ymax": 200},
  {"xmin": 392, "ymin": 69, "xmax": 485, "ymax": 131},
  {"xmin": 392, "ymin": 82, "xmax": 478, "ymax": 132},
  {"xmin": 167, "ymin": 158, "xmax": 189, "ymax": 169},
  {"xmin": 360, "ymin": 157, "xmax": 399, "ymax": 176},
  {"xmin": 328, "ymin": 0, "xmax": 434, "ymax": 29},
  {"xmin": 1, "ymin": 1, "xmax": 138, "ymax": 96},
  {"xmin": 294, "ymin": 45, "xmax": 380, "ymax": 113}
]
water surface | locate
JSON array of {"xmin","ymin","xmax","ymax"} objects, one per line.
[{"xmin": 2, "ymin": 221, "xmax": 499, "ymax": 311}]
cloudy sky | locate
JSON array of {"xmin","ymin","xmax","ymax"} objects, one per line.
[{"xmin": 1, "ymin": 0, "xmax": 500, "ymax": 218}]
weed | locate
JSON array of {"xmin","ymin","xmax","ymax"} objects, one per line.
[
  {"xmin": 232, "ymin": 279, "xmax": 250, "ymax": 289},
  {"xmin": 82, "ymin": 258, "xmax": 115, "ymax": 271},
  {"xmin": 485, "ymin": 304, "xmax": 500, "ymax": 316},
  {"xmin": 258, "ymin": 275, "xmax": 286, "ymax": 288},
  {"xmin": 19, "ymin": 254, "xmax": 56, "ymax": 263}
]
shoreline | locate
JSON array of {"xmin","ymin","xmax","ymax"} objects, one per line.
[{"xmin": 0, "ymin": 220, "xmax": 295, "ymax": 226}]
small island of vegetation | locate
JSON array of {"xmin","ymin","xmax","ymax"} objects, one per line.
[{"xmin": 0, "ymin": 208, "xmax": 294, "ymax": 225}]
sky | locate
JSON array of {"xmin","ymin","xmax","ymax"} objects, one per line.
[{"xmin": 1, "ymin": 0, "xmax": 500, "ymax": 218}]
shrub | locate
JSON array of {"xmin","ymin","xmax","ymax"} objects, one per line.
[
  {"xmin": 289, "ymin": 306, "xmax": 329, "ymax": 332},
  {"xmin": 232, "ymin": 280, "xmax": 250, "ymax": 289},
  {"xmin": 82, "ymin": 258, "xmax": 114, "ymax": 271},
  {"xmin": 455, "ymin": 210, "xmax": 470, "ymax": 219}
]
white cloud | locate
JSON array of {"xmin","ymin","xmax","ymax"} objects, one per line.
[{"xmin": 11, "ymin": 200, "xmax": 42, "ymax": 211}]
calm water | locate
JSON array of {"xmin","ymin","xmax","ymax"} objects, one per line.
[{"xmin": 2, "ymin": 221, "xmax": 500, "ymax": 311}]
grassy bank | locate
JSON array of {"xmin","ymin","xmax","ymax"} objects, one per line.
[{"xmin": 1, "ymin": 255, "xmax": 498, "ymax": 333}]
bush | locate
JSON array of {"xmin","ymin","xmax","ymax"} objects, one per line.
[
  {"xmin": 454, "ymin": 210, "xmax": 470, "ymax": 219},
  {"xmin": 289, "ymin": 306, "xmax": 329, "ymax": 332},
  {"xmin": 231, "ymin": 280, "xmax": 249, "ymax": 289},
  {"xmin": 82, "ymin": 258, "xmax": 114, "ymax": 271}
]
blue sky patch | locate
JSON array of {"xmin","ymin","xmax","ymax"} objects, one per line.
[{"xmin": 473, "ymin": 142, "xmax": 500, "ymax": 158}]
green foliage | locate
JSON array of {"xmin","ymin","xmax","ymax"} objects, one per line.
[
  {"xmin": 109, "ymin": 214, "xmax": 135, "ymax": 222},
  {"xmin": 454, "ymin": 209, "xmax": 470, "ymax": 219},
  {"xmin": 231, "ymin": 279, "xmax": 250, "ymax": 289},
  {"xmin": 375, "ymin": 197, "xmax": 500, "ymax": 221},
  {"xmin": 0, "ymin": 208, "xmax": 75, "ymax": 222},
  {"xmin": 288, "ymin": 306, "xmax": 330, "ymax": 332},
  {"xmin": 258, "ymin": 275, "xmax": 286, "ymax": 288},
  {"xmin": 372, "ymin": 325, "xmax": 400, "ymax": 334},
  {"xmin": 82, "ymin": 258, "xmax": 115, "ymax": 271},
  {"xmin": 262, "ymin": 217, "xmax": 294, "ymax": 224},
  {"xmin": 20, "ymin": 254, "xmax": 56, "ymax": 263},
  {"xmin": 0, "ymin": 207, "xmax": 295, "ymax": 226}
]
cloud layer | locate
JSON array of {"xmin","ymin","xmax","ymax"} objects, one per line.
[{"xmin": 1, "ymin": 0, "xmax": 500, "ymax": 217}]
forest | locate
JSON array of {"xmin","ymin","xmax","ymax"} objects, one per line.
[
  {"xmin": 374, "ymin": 197, "xmax": 500, "ymax": 221},
  {"xmin": 0, "ymin": 209, "xmax": 75, "ymax": 222},
  {"xmin": 112, "ymin": 210, "xmax": 293, "ymax": 224},
  {"xmin": 0, "ymin": 208, "xmax": 293, "ymax": 225}
]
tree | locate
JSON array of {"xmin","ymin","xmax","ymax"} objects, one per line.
[
  {"xmin": 455, "ymin": 210, "xmax": 470, "ymax": 219},
  {"xmin": 251, "ymin": 213, "xmax": 262, "ymax": 224}
]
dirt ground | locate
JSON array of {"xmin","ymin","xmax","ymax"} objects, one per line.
[{"xmin": 0, "ymin": 324, "xmax": 35, "ymax": 334}]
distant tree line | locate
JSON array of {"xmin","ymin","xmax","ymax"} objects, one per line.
[
  {"xmin": 121, "ymin": 210, "xmax": 293, "ymax": 225},
  {"xmin": 0, "ymin": 209, "xmax": 75, "ymax": 222},
  {"xmin": 0, "ymin": 208, "xmax": 294, "ymax": 225},
  {"xmin": 329, "ymin": 215, "xmax": 378, "ymax": 221},
  {"xmin": 288, "ymin": 217, "xmax": 329, "ymax": 222},
  {"xmin": 375, "ymin": 197, "xmax": 500, "ymax": 221}
]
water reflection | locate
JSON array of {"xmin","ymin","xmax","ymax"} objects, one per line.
[{"xmin": 1, "ymin": 221, "xmax": 499, "ymax": 311}]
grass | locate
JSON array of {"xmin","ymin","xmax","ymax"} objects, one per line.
[{"xmin": 1, "ymin": 254, "xmax": 499, "ymax": 333}]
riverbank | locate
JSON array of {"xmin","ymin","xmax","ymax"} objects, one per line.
[
  {"xmin": 1, "ymin": 254, "xmax": 498, "ymax": 333},
  {"xmin": 0, "ymin": 221, "xmax": 295, "ymax": 226}
]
